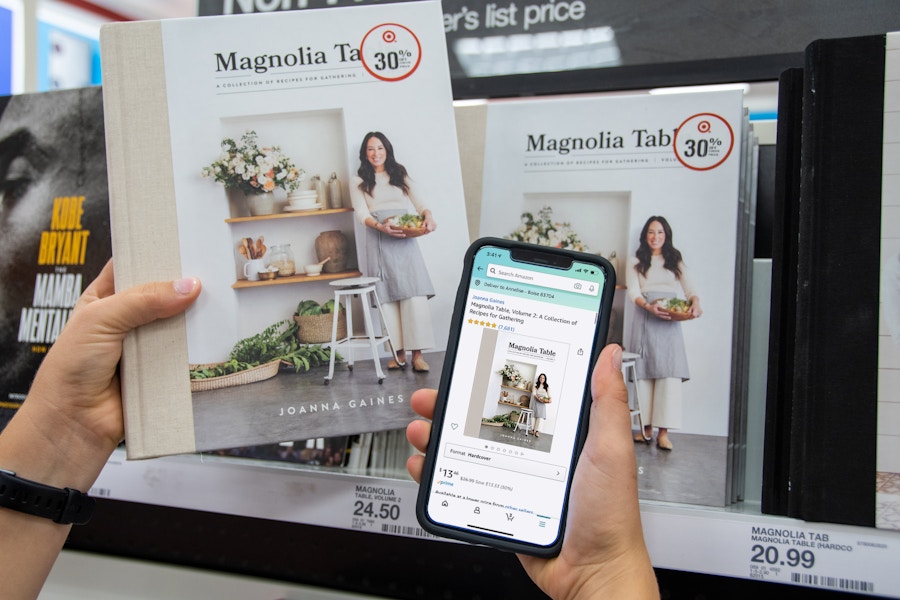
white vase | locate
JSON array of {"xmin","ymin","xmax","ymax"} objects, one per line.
[{"xmin": 244, "ymin": 191, "xmax": 275, "ymax": 216}]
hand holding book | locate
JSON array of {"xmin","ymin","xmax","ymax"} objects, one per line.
[{"xmin": 0, "ymin": 260, "xmax": 201, "ymax": 598}]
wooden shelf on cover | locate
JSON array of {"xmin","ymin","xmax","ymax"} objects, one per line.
[
  {"xmin": 498, "ymin": 400, "xmax": 529, "ymax": 408},
  {"xmin": 225, "ymin": 207, "xmax": 353, "ymax": 223},
  {"xmin": 232, "ymin": 269, "xmax": 362, "ymax": 289}
]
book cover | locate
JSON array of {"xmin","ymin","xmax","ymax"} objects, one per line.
[
  {"xmin": 476, "ymin": 90, "xmax": 747, "ymax": 507},
  {"xmin": 100, "ymin": 2, "xmax": 470, "ymax": 459},
  {"xmin": 0, "ymin": 86, "xmax": 111, "ymax": 430},
  {"xmin": 788, "ymin": 34, "xmax": 887, "ymax": 526}
]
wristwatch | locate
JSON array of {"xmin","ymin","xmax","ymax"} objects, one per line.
[{"xmin": 0, "ymin": 469, "xmax": 95, "ymax": 525}]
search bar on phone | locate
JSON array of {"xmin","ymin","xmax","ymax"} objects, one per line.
[{"xmin": 487, "ymin": 264, "xmax": 599, "ymax": 296}]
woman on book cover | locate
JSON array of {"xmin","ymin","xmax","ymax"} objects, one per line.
[
  {"xmin": 529, "ymin": 373, "xmax": 551, "ymax": 437},
  {"xmin": 626, "ymin": 216, "xmax": 702, "ymax": 451},
  {"xmin": 349, "ymin": 131, "xmax": 437, "ymax": 373}
]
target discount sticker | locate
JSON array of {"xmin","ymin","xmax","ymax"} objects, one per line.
[
  {"xmin": 360, "ymin": 23, "xmax": 422, "ymax": 82},
  {"xmin": 673, "ymin": 113, "xmax": 735, "ymax": 171}
]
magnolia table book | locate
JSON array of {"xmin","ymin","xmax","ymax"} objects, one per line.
[
  {"xmin": 100, "ymin": 1, "xmax": 470, "ymax": 459},
  {"xmin": 476, "ymin": 90, "xmax": 748, "ymax": 507}
]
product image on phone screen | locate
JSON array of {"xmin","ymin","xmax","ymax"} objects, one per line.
[{"xmin": 419, "ymin": 240, "xmax": 612, "ymax": 553}]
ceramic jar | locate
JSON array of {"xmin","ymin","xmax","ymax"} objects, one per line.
[
  {"xmin": 327, "ymin": 172, "xmax": 343, "ymax": 209},
  {"xmin": 314, "ymin": 230, "xmax": 348, "ymax": 273}
]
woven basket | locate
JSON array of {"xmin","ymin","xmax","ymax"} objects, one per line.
[
  {"xmin": 189, "ymin": 359, "xmax": 281, "ymax": 392},
  {"xmin": 294, "ymin": 310, "xmax": 346, "ymax": 344}
]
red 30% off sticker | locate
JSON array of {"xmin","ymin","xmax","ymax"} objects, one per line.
[
  {"xmin": 360, "ymin": 23, "xmax": 422, "ymax": 82},
  {"xmin": 673, "ymin": 113, "xmax": 735, "ymax": 171}
]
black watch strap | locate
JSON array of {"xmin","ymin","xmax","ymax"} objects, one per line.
[{"xmin": 0, "ymin": 469, "xmax": 95, "ymax": 525}]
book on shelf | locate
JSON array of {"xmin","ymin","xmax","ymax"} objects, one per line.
[
  {"xmin": 474, "ymin": 90, "xmax": 753, "ymax": 507},
  {"xmin": 772, "ymin": 32, "xmax": 899, "ymax": 529},
  {"xmin": 883, "ymin": 32, "xmax": 900, "ymax": 531},
  {"xmin": 0, "ymin": 86, "xmax": 112, "ymax": 431},
  {"xmin": 209, "ymin": 436, "xmax": 352, "ymax": 468},
  {"xmin": 730, "ymin": 109, "xmax": 760, "ymax": 505},
  {"xmin": 99, "ymin": 1, "xmax": 471, "ymax": 460},
  {"xmin": 760, "ymin": 67, "xmax": 804, "ymax": 517}
]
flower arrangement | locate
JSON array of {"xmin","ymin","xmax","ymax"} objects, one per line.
[
  {"xmin": 505, "ymin": 206, "xmax": 588, "ymax": 251},
  {"xmin": 201, "ymin": 130, "xmax": 305, "ymax": 195},
  {"xmin": 498, "ymin": 363, "xmax": 522, "ymax": 385}
]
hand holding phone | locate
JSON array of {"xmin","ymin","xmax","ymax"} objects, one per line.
[
  {"xmin": 414, "ymin": 238, "xmax": 616, "ymax": 556},
  {"xmin": 407, "ymin": 344, "xmax": 659, "ymax": 598}
]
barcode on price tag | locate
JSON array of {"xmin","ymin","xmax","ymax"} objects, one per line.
[
  {"xmin": 380, "ymin": 523, "xmax": 438, "ymax": 539},
  {"xmin": 791, "ymin": 573, "xmax": 875, "ymax": 594}
]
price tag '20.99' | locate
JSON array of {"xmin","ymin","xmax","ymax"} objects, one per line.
[
  {"xmin": 360, "ymin": 23, "xmax": 422, "ymax": 82},
  {"xmin": 673, "ymin": 112, "xmax": 735, "ymax": 171}
]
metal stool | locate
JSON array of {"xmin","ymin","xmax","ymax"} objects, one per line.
[
  {"xmin": 622, "ymin": 351, "xmax": 649, "ymax": 441},
  {"xmin": 514, "ymin": 408, "xmax": 535, "ymax": 435},
  {"xmin": 323, "ymin": 276, "xmax": 401, "ymax": 385}
]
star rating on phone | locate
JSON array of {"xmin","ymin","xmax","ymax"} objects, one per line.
[{"xmin": 467, "ymin": 318, "xmax": 498, "ymax": 328}]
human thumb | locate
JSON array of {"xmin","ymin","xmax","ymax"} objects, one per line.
[
  {"xmin": 70, "ymin": 271, "xmax": 202, "ymax": 339},
  {"xmin": 102, "ymin": 277, "xmax": 201, "ymax": 333},
  {"xmin": 589, "ymin": 344, "xmax": 631, "ymax": 435}
]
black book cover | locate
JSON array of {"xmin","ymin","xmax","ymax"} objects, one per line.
[
  {"xmin": 760, "ymin": 67, "xmax": 804, "ymax": 516},
  {"xmin": 0, "ymin": 86, "xmax": 112, "ymax": 430},
  {"xmin": 788, "ymin": 34, "xmax": 885, "ymax": 525}
]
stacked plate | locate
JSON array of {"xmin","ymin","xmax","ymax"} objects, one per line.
[{"xmin": 285, "ymin": 190, "xmax": 322, "ymax": 211}]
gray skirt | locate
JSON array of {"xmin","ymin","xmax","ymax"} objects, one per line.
[
  {"xmin": 365, "ymin": 209, "xmax": 435, "ymax": 303},
  {"xmin": 529, "ymin": 390, "xmax": 549, "ymax": 419},
  {"xmin": 628, "ymin": 291, "xmax": 690, "ymax": 381}
]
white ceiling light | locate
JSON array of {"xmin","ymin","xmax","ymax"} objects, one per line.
[{"xmin": 454, "ymin": 26, "xmax": 622, "ymax": 78}]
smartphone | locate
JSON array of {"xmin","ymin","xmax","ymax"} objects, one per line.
[{"xmin": 415, "ymin": 237, "xmax": 615, "ymax": 556}]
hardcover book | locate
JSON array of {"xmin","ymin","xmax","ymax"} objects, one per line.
[
  {"xmin": 0, "ymin": 86, "xmax": 111, "ymax": 430},
  {"xmin": 880, "ymin": 31, "xmax": 900, "ymax": 530},
  {"xmin": 100, "ymin": 1, "xmax": 470, "ymax": 459},
  {"xmin": 475, "ymin": 90, "xmax": 749, "ymax": 507},
  {"xmin": 784, "ymin": 32, "xmax": 900, "ymax": 528},
  {"xmin": 760, "ymin": 67, "xmax": 804, "ymax": 517}
]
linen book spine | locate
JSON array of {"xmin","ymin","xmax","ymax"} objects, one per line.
[{"xmin": 100, "ymin": 21, "xmax": 197, "ymax": 459}]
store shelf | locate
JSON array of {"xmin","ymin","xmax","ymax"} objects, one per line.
[
  {"xmin": 89, "ymin": 446, "xmax": 900, "ymax": 597},
  {"xmin": 84, "ymin": 260, "xmax": 899, "ymax": 597},
  {"xmin": 44, "ymin": 550, "xmax": 384, "ymax": 600}
]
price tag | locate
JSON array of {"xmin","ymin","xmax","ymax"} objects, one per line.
[
  {"xmin": 745, "ymin": 524, "xmax": 887, "ymax": 594},
  {"xmin": 359, "ymin": 22, "xmax": 422, "ymax": 82},
  {"xmin": 672, "ymin": 112, "xmax": 735, "ymax": 171},
  {"xmin": 347, "ymin": 481, "xmax": 439, "ymax": 540},
  {"xmin": 643, "ymin": 506, "xmax": 900, "ymax": 598}
]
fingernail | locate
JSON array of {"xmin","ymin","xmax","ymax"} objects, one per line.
[
  {"xmin": 611, "ymin": 344, "xmax": 622, "ymax": 370},
  {"xmin": 174, "ymin": 277, "xmax": 198, "ymax": 295}
]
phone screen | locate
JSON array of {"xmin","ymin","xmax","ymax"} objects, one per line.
[{"xmin": 421, "ymin": 242, "xmax": 611, "ymax": 550}]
